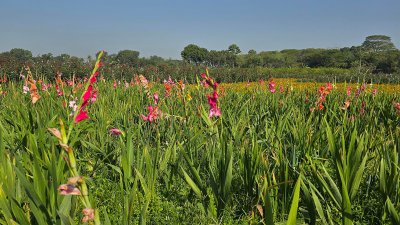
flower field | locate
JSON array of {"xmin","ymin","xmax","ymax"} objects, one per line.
[{"xmin": 0, "ymin": 55, "xmax": 400, "ymax": 224}]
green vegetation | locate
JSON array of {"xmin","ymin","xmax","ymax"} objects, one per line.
[
  {"xmin": 0, "ymin": 66, "xmax": 399, "ymax": 224},
  {"xmin": 1, "ymin": 35, "xmax": 399, "ymax": 83}
]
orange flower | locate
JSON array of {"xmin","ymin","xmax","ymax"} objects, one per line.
[{"xmin": 27, "ymin": 77, "xmax": 41, "ymax": 104}]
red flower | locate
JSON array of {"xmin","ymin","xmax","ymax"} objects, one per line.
[
  {"xmin": 326, "ymin": 82, "xmax": 333, "ymax": 91},
  {"xmin": 74, "ymin": 55, "xmax": 103, "ymax": 124},
  {"xmin": 164, "ymin": 83, "xmax": 172, "ymax": 97},
  {"xmin": 75, "ymin": 110, "xmax": 89, "ymax": 123},
  {"xmin": 56, "ymin": 84, "xmax": 63, "ymax": 96}
]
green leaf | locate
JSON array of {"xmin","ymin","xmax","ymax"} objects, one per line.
[
  {"xmin": 386, "ymin": 198, "xmax": 400, "ymax": 225},
  {"xmin": 287, "ymin": 175, "xmax": 302, "ymax": 225},
  {"xmin": 181, "ymin": 167, "xmax": 202, "ymax": 199}
]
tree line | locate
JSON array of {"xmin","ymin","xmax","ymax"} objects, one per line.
[
  {"xmin": 181, "ymin": 35, "xmax": 400, "ymax": 74},
  {"xmin": 0, "ymin": 35, "xmax": 399, "ymax": 83}
]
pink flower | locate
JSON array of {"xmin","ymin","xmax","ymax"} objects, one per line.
[
  {"xmin": 201, "ymin": 72, "xmax": 218, "ymax": 90},
  {"xmin": 163, "ymin": 76, "xmax": 175, "ymax": 85},
  {"xmin": 207, "ymin": 91, "xmax": 221, "ymax": 118},
  {"xmin": 201, "ymin": 79, "xmax": 209, "ymax": 88},
  {"xmin": 42, "ymin": 83, "xmax": 51, "ymax": 91},
  {"xmin": 91, "ymin": 90, "xmax": 97, "ymax": 102},
  {"xmin": 347, "ymin": 87, "xmax": 352, "ymax": 96},
  {"xmin": 109, "ymin": 128, "xmax": 122, "ymax": 136},
  {"xmin": 82, "ymin": 208, "xmax": 95, "ymax": 223},
  {"xmin": 268, "ymin": 81, "xmax": 276, "ymax": 93},
  {"xmin": 58, "ymin": 184, "xmax": 81, "ymax": 195},
  {"xmin": 141, "ymin": 106, "xmax": 160, "ymax": 122},
  {"xmin": 394, "ymin": 102, "xmax": 400, "ymax": 115},
  {"xmin": 372, "ymin": 88, "xmax": 378, "ymax": 96},
  {"xmin": 279, "ymin": 86, "xmax": 285, "ymax": 93},
  {"xmin": 113, "ymin": 81, "xmax": 117, "ymax": 89},
  {"xmin": 153, "ymin": 93, "xmax": 159, "ymax": 105},
  {"xmin": 209, "ymin": 107, "xmax": 221, "ymax": 118},
  {"xmin": 66, "ymin": 80, "xmax": 74, "ymax": 86}
]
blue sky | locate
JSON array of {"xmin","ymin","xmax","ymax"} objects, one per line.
[{"xmin": 0, "ymin": 0, "xmax": 399, "ymax": 59}]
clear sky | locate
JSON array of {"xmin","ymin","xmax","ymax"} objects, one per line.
[{"xmin": 0, "ymin": 0, "xmax": 399, "ymax": 59}]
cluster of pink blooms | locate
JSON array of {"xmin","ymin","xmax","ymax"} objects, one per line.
[
  {"xmin": 109, "ymin": 128, "xmax": 122, "ymax": 136},
  {"xmin": 268, "ymin": 80, "xmax": 276, "ymax": 93},
  {"xmin": 347, "ymin": 87, "xmax": 352, "ymax": 96},
  {"xmin": 141, "ymin": 105, "xmax": 162, "ymax": 122},
  {"xmin": 372, "ymin": 88, "xmax": 378, "ymax": 96},
  {"xmin": 137, "ymin": 75, "xmax": 163, "ymax": 122},
  {"xmin": 75, "ymin": 62, "xmax": 102, "ymax": 123},
  {"xmin": 201, "ymin": 71, "xmax": 221, "ymax": 118},
  {"xmin": 41, "ymin": 83, "xmax": 52, "ymax": 91},
  {"xmin": 66, "ymin": 80, "xmax": 74, "ymax": 86},
  {"xmin": 141, "ymin": 93, "xmax": 162, "ymax": 122}
]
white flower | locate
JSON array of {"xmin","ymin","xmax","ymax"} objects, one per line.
[{"xmin": 23, "ymin": 85, "xmax": 29, "ymax": 94}]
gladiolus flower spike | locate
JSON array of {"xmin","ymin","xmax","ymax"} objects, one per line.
[{"xmin": 74, "ymin": 51, "xmax": 104, "ymax": 123}]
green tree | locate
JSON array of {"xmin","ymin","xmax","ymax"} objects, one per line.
[
  {"xmin": 245, "ymin": 49, "xmax": 262, "ymax": 67},
  {"xmin": 362, "ymin": 35, "xmax": 397, "ymax": 52},
  {"xmin": 181, "ymin": 44, "xmax": 208, "ymax": 65},
  {"xmin": 116, "ymin": 50, "xmax": 140, "ymax": 66},
  {"xmin": 228, "ymin": 44, "xmax": 241, "ymax": 55},
  {"xmin": 227, "ymin": 44, "xmax": 241, "ymax": 67},
  {"xmin": 9, "ymin": 48, "xmax": 32, "ymax": 62}
]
